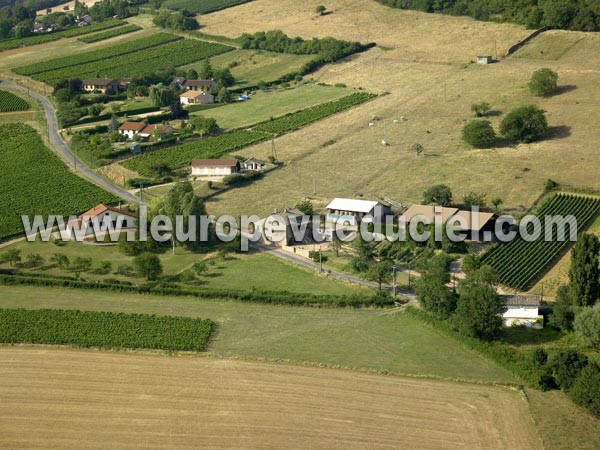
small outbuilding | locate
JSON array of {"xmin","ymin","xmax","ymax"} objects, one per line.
[
  {"xmin": 501, "ymin": 294, "xmax": 543, "ymax": 329},
  {"xmin": 191, "ymin": 158, "xmax": 240, "ymax": 177},
  {"xmin": 476, "ymin": 55, "xmax": 493, "ymax": 65},
  {"xmin": 243, "ymin": 158, "xmax": 264, "ymax": 172}
]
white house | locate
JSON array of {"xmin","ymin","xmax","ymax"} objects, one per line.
[
  {"xmin": 182, "ymin": 79, "xmax": 216, "ymax": 92},
  {"xmin": 67, "ymin": 204, "xmax": 138, "ymax": 238},
  {"xmin": 118, "ymin": 121, "xmax": 146, "ymax": 140},
  {"xmin": 191, "ymin": 159, "xmax": 239, "ymax": 177},
  {"xmin": 243, "ymin": 158, "xmax": 264, "ymax": 172},
  {"xmin": 180, "ymin": 90, "xmax": 214, "ymax": 105},
  {"xmin": 501, "ymin": 295, "xmax": 543, "ymax": 329},
  {"xmin": 326, "ymin": 198, "xmax": 391, "ymax": 226}
]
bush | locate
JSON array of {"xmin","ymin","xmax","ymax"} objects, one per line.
[
  {"xmin": 422, "ymin": 184, "xmax": 453, "ymax": 206},
  {"xmin": 462, "ymin": 120, "xmax": 496, "ymax": 148},
  {"xmin": 529, "ymin": 68, "xmax": 559, "ymax": 97},
  {"xmin": 569, "ymin": 363, "xmax": 600, "ymax": 418},
  {"xmin": 471, "ymin": 102, "xmax": 491, "ymax": 117},
  {"xmin": 500, "ymin": 105, "xmax": 548, "ymax": 143},
  {"xmin": 574, "ymin": 304, "xmax": 600, "ymax": 350},
  {"xmin": 550, "ymin": 350, "xmax": 588, "ymax": 391}
]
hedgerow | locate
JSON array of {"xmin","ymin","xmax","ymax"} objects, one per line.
[
  {"xmin": 0, "ymin": 90, "xmax": 29, "ymax": 112},
  {"xmin": 0, "ymin": 19, "xmax": 125, "ymax": 52},
  {"xmin": 0, "ymin": 308, "xmax": 213, "ymax": 351},
  {"xmin": 78, "ymin": 24, "xmax": 143, "ymax": 43},
  {"xmin": 0, "ymin": 124, "xmax": 118, "ymax": 240}
]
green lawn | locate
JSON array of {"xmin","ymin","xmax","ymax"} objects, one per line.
[
  {"xmin": 0, "ymin": 284, "xmax": 516, "ymax": 383},
  {"xmin": 1, "ymin": 239, "xmax": 363, "ymax": 295},
  {"xmin": 183, "ymin": 49, "xmax": 315, "ymax": 87},
  {"xmin": 190, "ymin": 84, "xmax": 352, "ymax": 130}
]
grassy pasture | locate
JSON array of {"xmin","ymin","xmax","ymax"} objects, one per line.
[
  {"xmin": 514, "ymin": 31, "xmax": 586, "ymax": 60},
  {"xmin": 190, "ymin": 84, "xmax": 351, "ymax": 129},
  {"xmin": 0, "ymin": 284, "xmax": 516, "ymax": 383},
  {"xmin": 0, "ymin": 239, "xmax": 364, "ymax": 296},
  {"xmin": 0, "ymin": 347, "xmax": 540, "ymax": 449},
  {"xmin": 183, "ymin": 49, "xmax": 315, "ymax": 87},
  {"xmin": 193, "ymin": 0, "xmax": 600, "ymax": 220}
]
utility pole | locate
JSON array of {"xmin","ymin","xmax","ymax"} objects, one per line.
[
  {"xmin": 271, "ymin": 139, "xmax": 278, "ymax": 162},
  {"xmin": 391, "ymin": 265, "xmax": 399, "ymax": 296},
  {"xmin": 407, "ymin": 262, "xmax": 411, "ymax": 289},
  {"xmin": 494, "ymin": 40, "xmax": 498, "ymax": 61},
  {"xmin": 313, "ymin": 177, "xmax": 316, "ymax": 195},
  {"xmin": 319, "ymin": 245, "xmax": 323, "ymax": 272}
]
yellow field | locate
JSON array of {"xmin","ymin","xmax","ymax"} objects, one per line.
[
  {"xmin": 0, "ymin": 347, "xmax": 541, "ymax": 449},
  {"xmin": 189, "ymin": 0, "xmax": 600, "ymax": 218}
]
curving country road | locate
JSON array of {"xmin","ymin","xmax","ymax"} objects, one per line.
[{"xmin": 0, "ymin": 79, "xmax": 140, "ymax": 204}]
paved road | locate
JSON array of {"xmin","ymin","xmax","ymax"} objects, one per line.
[{"xmin": 0, "ymin": 80, "xmax": 140, "ymax": 204}]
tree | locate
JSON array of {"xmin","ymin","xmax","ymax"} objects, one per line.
[
  {"xmin": 471, "ymin": 102, "xmax": 491, "ymax": 117},
  {"xmin": 416, "ymin": 254, "xmax": 456, "ymax": 318},
  {"xmin": 169, "ymin": 100, "xmax": 186, "ymax": 119},
  {"xmin": 529, "ymin": 68, "xmax": 559, "ymax": 97},
  {"xmin": 1, "ymin": 249, "xmax": 21, "ymax": 267},
  {"xmin": 133, "ymin": 252, "xmax": 163, "ymax": 280},
  {"xmin": 193, "ymin": 260, "xmax": 208, "ymax": 276},
  {"xmin": 462, "ymin": 192, "xmax": 487, "ymax": 209},
  {"xmin": 351, "ymin": 238, "xmax": 375, "ymax": 272},
  {"xmin": 213, "ymin": 68, "xmax": 235, "ymax": 87},
  {"xmin": 186, "ymin": 68, "xmax": 198, "ymax": 80},
  {"xmin": 500, "ymin": 105, "xmax": 548, "ymax": 143},
  {"xmin": 257, "ymin": 80, "xmax": 268, "ymax": 91},
  {"xmin": 295, "ymin": 199, "xmax": 314, "ymax": 216},
  {"xmin": 50, "ymin": 253, "xmax": 69, "ymax": 270},
  {"xmin": 108, "ymin": 114, "xmax": 119, "ymax": 132},
  {"xmin": 423, "ymin": 184, "xmax": 453, "ymax": 206},
  {"xmin": 454, "ymin": 266, "xmax": 505, "ymax": 340},
  {"xmin": 198, "ymin": 59, "xmax": 213, "ymax": 79},
  {"xmin": 25, "ymin": 253, "xmax": 45, "ymax": 268},
  {"xmin": 569, "ymin": 233, "xmax": 600, "ymax": 307},
  {"xmin": 411, "ymin": 142, "xmax": 424, "ymax": 156},
  {"xmin": 569, "ymin": 363, "xmax": 600, "ymax": 418},
  {"xmin": 99, "ymin": 260, "xmax": 112, "ymax": 274},
  {"xmin": 73, "ymin": 257, "xmax": 93, "ymax": 272},
  {"xmin": 149, "ymin": 83, "xmax": 175, "ymax": 107},
  {"xmin": 574, "ymin": 304, "xmax": 600, "ymax": 350},
  {"xmin": 549, "ymin": 284, "xmax": 576, "ymax": 330},
  {"xmin": 550, "ymin": 350, "xmax": 588, "ymax": 391},
  {"xmin": 367, "ymin": 261, "xmax": 390, "ymax": 290},
  {"xmin": 491, "ymin": 197, "xmax": 503, "ymax": 213},
  {"xmin": 217, "ymin": 87, "xmax": 232, "ymax": 103},
  {"xmin": 330, "ymin": 231, "xmax": 342, "ymax": 257},
  {"xmin": 461, "ymin": 254, "xmax": 481, "ymax": 275},
  {"xmin": 462, "ymin": 120, "xmax": 496, "ymax": 148},
  {"xmin": 191, "ymin": 116, "xmax": 219, "ymax": 136},
  {"xmin": 315, "ymin": 5, "xmax": 327, "ymax": 15}
]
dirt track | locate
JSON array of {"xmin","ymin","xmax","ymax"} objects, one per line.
[{"xmin": 0, "ymin": 347, "xmax": 541, "ymax": 449}]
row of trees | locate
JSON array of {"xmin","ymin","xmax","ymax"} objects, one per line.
[{"xmin": 375, "ymin": 0, "xmax": 600, "ymax": 32}]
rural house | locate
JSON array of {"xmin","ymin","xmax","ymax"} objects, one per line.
[
  {"xmin": 182, "ymin": 79, "xmax": 216, "ymax": 92},
  {"xmin": 173, "ymin": 76, "xmax": 187, "ymax": 87},
  {"xmin": 501, "ymin": 295, "xmax": 543, "ymax": 329},
  {"xmin": 400, "ymin": 204, "xmax": 499, "ymax": 242},
  {"xmin": 138, "ymin": 124, "xmax": 174, "ymax": 140},
  {"xmin": 326, "ymin": 198, "xmax": 391, "ymax": 226},
  {"xmin": 67, "ymin": 203, "xmax": 138, "ymax": 238},
  {"xmin": 476, "ymin": 55, "xmax": 493, "ymax": 64},
  {"xmin": 256, "ymin": 208, "xmax": 319, "ymax": 247},
  {"xmin": 83, "ymin": 78, "xmax": 119, "ymax": 93},
  {"xmin": 243, "ymin": 158, "xmax": 264, "ymax": 172},
  {"xmin": 179, "ymin": 90, "xmax": 215, "ymax": 105},
  {"xmin": 191, "ymin": 159, "xmax": 240, "ymax": 177},
  {"xmin": 118, "ymin": 122, "xmax": 147, "ymax": 140}
]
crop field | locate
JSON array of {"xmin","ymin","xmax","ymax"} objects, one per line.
[
  {"xmin": 482, "ymin": 194, "xmax": 600, "ymax": 290},
  {"xmin": 0, "ymin": 124, "xmax": 117, "ymax": 240},
  {"xmin": 78, "ymin": 24, "xmax": 143, "ymax": 43},
  {"xmin": 190, "ymin": 84, "xmax": 351, "ymax": 129},
  {"xmin": 123, "ymin": 92, "xmax": 374, "ymax": 176},
  {"xmin": 0, "ymin": 308, "xmax": 213, "ymax": 351},
  {"xmin": 0, "ymin": 19, "xmax": 124, "ymax": 51},
  {"xmin": 162, "ymin": 0, "xmax": 252, "ymax": 14},
  {"xmin": 0, "ymin": 90, "xmax": 29, "ymax": 112},
  {"xmin": 191, "ymin": 0, "xmax": 600, "ymax": 219},
  {"xmin": 0, "ymin": 348, "xmax": 540, "ymax": 450},
  {"xmin": 15, "ymin": 34, "xmax": 233, "ymax": 85},
  {"xmin": 183, "ymin": 49, "xmax": 316, "ymax": 87}
]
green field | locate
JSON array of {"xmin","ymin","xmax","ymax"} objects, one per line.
[
  {"xmin": 0, "ymin": 284, "xmax": 516, "ymax": 383},
  {"xmin": 162, "ymin": 0, "xmax": 252, "ymax": 14},
  {"xmin": 482, "ymin": 194, "xmax": 600, "ymax": 290},
  {"xmin": 0, "ymin": 19, "xmax": 125, "ymax": 51},
  {"xmin": 78, "ymin": 24, "xmax": 143, "ymax": 44},
  {"xmin": 0, "ymin": 124, "xmax": 117, "ymax": 240},
  {"xmin": 191, "ymin": 84, "xmax": 351, "ymax": 129},
  {"xmin": 0, "ymin": 90, "xmax": 29, "ymax": 112},
  {"xmin": 1, "ymin": 238, "xmax": 363, "ymax": 295},
  {"xmin": 183, "ymin": 49, "xmax": 315, "ymax": 87},
  {"xmin": 0, "ymin": 308, "xmax": 213, "ymax": 351},
  {"xmin": 514, "ymin": 31, "xmax": 585, "ymax": 60}
]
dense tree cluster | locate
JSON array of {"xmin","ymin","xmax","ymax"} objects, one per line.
[
  {"xmin": 375, "ymin": 0, "xmax": 600, "ymax": 32},
  {"xmin": 152, "ymin": 9, "xmax": 198, "ymax": 31}
]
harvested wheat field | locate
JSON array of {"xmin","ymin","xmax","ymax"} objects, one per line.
[
  {"xmin": 0, "ymin": 347, "xmax": 540, "ymax": 449},
  {"xmin": 191, "ymin": 0, "xmax": 600, "ymax": 217}
]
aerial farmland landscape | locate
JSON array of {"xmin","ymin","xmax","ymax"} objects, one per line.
[{"xmin": 0, "ymin": 0, "xmax": 599, "ymax": 448}]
